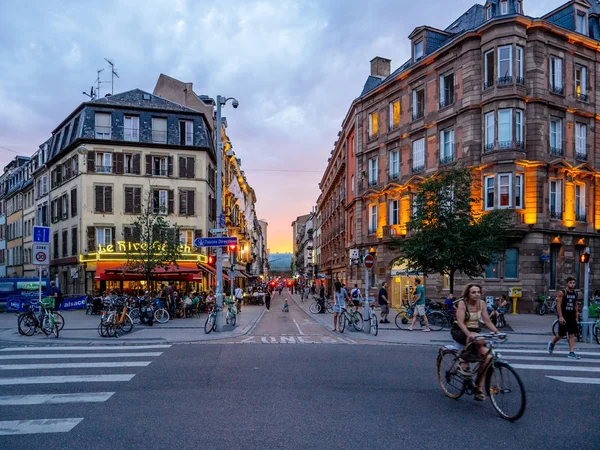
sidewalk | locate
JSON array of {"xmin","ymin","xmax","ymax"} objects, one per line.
[
  {"xmin": 0, "ymin": 304, "xmax": 266, "ymax": 345},
  {"xmin": 290, "ymin": 293, "xmax": 600, "ymax": 349}
]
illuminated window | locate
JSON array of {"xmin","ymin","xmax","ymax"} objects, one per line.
[
  {"xmin": 180, "ymin": 229, "xmax": 193, "ymax": 246},
  {"xmin": 485, "ymin": 253, "xmax": 499, "ymax": 278},
  {"xmin": 368, "ymin": 112, "xmax": 379, "ymax": 138},
  {"xmin": 484, "ymin": 176, "xmax": 495, "ymax": 210},
  {"xmin": 389, "ymin": 200, "xmax": 399, "ymax": 225},
  {"xmin": 389, "ymin": 100, "xmax": 400, "ymax": 129},
  {"xmin": 498, "ymin": 173, "xmax": 512, "ymax": 208},
  {"xmin": 515, "ymin": 174, "xmax": 524, "ymax": 209},
  {"xmin": 549, "ymin": 179, "xmax": 562, "ymax": 219},
  {"xmin": 575, "ymin": 66, "xmax": 587, "ymax": 101}
]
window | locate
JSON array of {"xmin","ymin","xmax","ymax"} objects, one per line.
[
  {"xmin": 124, "ymin": 153, "xmax": 133, "ymax": 174},
  {"xmin": 96, "ymin": 228, "xmax": 113, "ymax": 247},
  {"xmin": 96, "ymin": 152, "xmax": 112, "ymax": 174},
  {"xmin": 351, "ymin": 174, "xmax": 355, "ymax": 193},
  {"xmin": 412, "ymin": 138, "xmax": 425, "ymax": 172},
  {"xmin": 500, "ymin": 0, "xmax": 508, "ymax": 15},
  {"xmin": 549, "ymin": 118, "xmax": 562, "ymax": 155},
  {"xmin": 484, "ymin": 50, "xmax": 495, "ymax": 88},
  {"xmin": 123, "ymin": 226, "xmax": 141, "ymax": 242},
  {"xmin": 179, "ymin": 230, "xmax": 194, "ymax": 247},
  {"xmin": 71, "ymin": 227, "xmax": 78, "ymax": 255},
  {"xmin": 575, "ymin": 183, "xmax": 586, "ymax": 222},
  {"xmin": 575, "ymin": 66, "xmax": 587, "ymax": 101},
  {"xmin": 368, "ymin": 158, "xmax": 378, "ymax": 185},
  {"xmin": 504, "ymin": 249, "xmax": 519, "ymax": 279},
  {"xmin": 440, "ymin": 73, "xmax": 454, "ymax": 107},
  {"xmin": 153, "ymin": 190, "xmax": 169, "ymax": 215},
  {"xmin": 484, "ymin": 176, "xmax": 495, "ymax": 210},
  {"xmin": 549, "ymin": 179, "xmax": 562, "ymax": 219},
  {"xmin": 515, "ymin": 46, "xmax": 524, "ymax": 83},
  {"xmin": 440, "ymin": 128, "xmax": 454, "ymax": 163},
  {"xmin": 498, "ymin": 46, "xmax": 512, "ymax": 83},
  {"xmin": 152, "ymin": 117, "xmax": 168, "ymax": 143},
  {"xmin": 53, "ymin": 232, "xmax": 59, "ymax": 259},
  {"xmin": 152, "ymin": 156, "xmax": 168, "ymax": 176},
  {"xmin": 94, "ymin": 185, "xmax": 113, "ymax": 214},
  {"xmin": 389, "ymin": 100, "xmax": 400, "ymax": 130},
  {"xmin": 61, "ymin": 194, "xmax": 68, "ymax": 220},
  {"xmin": 94, "ymin": 112, "xmax": 111, "ymax": 139},
  {"xmin": 498, "ymin": 173, "xmax": 512, "ymax": 208},
  {"xmin": 179, "ymin": 156, "xmax": 195, "ymax": 178},
  {"xmin": 62, "ymin": 230, "xmax": 68, "ymax": 257},
  {"xmin": 497, "ymin": 109, "xmax": 512, "ymax": 148},
  {"xmin": 71, "ymin": 188, "xmax": 77, "ymax": 217},
  {"xmin": 179, "ymin": 120, "xmax": 193, "ymax": 145},
  {"xmin": 389, "ymin": 200, "xmax": 399, "ymax": 225},
  {"xmin": 414, "ymin": 41, "xmax": 423, "ymax": 61},
  {"xmin": 575, "ymin": 123, "xmax": 587, "ymax": 160},
  {"xmin": 485, "ymin": 112, "xmax": 495, "ymax": 151},
  {"xmin": 515, "ymin": 110, "xmax": 524, "ymax": 147},
  {"xmin": 515, "ymin": 174, "xmax": 524, "ymax": 209},
  {"xmin": 485, "ymin": 253, "xmax": 499, "ymax": 278},
  {"xmin": 369, "ymin": 204, "xmax": 377, "ymax": 233},
  {"xmin": 486, "ymin": 6, "xmax": 492, "ymax": 20},
  {"xmin": 124, "ymin": 116, "xmax": 139, "ymax": 142},
  {"xmin": 389, "ymin": 151, "xmax": 399, "ymax": 179},
  {"xmin": 124, "ymin": 187, "xmax": 142, "ymax": 214},
  {"xmin": 549, "ymin": 56, "xmax": 563, "ymax": 94},
  {"xmin": 412, "ymin": 88, "xmax": 424, "ymax": 120},
  {"xmin": 179, "ymin": 190, "xmax": 196, "ymax": 216},
  {"xmin": 368, "ymin": 112, "xmax": 379, "ymax": 138},
  {"xmin": 576, "ymin": 12, "xmax": 587, "ymax": 35},
  {"xmin": 515, "ymin": 1, "xmax": 521, "ymax": 14}
]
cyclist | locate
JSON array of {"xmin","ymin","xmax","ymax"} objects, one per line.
[
  {"xmin": 451, "ymin": 283, "xmax": 501, "ymax": 401},
  {"xmin": 350, "ymin": 284, "xmax": 361, "ymax": 312},
  {"xmin": 548, "ymin": 277, "xmax": 581, "ymax": 359},
  {"xmin": 332, "ymin": 281, "xmax": 351, "ymax": 332}
]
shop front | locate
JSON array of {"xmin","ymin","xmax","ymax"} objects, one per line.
[{"xmin": 390, "ymin": 260, "xmax": 424, "ymax": 308}]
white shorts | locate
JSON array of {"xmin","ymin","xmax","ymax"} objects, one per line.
[{"xmin": 415, "ymin": 305, "xmax": 426, "ymax": 316}]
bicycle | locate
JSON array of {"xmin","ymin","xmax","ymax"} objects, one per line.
[
  {"xmin": 338, "ymin": 306, "xmax": 363, "ymax": 333},
  {"xmin": 309, "ymin": 296, "xmax": 333, "ymax": 314},
  {"xmin": 18, "ymin": 300, "xmax": 65, "ymax": 337},
  {"xmin": 98, "ymin": 299, "xmax": 134, "ymax": 337},
  {"xmin": 394, "ymin": 304, "xmax": 445, "ymax": 331},
  {"xmin": 204, "ymin": 303, "xmax": 219, "ymax": 334},
  {"xmin": 40, "ymin": 298, "xmax": 60, "ymax": 338},
  {"xmin": 551, "ymin": 318, "xmax": 584, "ymax": 342},
  {"xmin": 368, "ymin": 304, "xmax": 378, "ymax": 336},
  {"xmin": 535, "ymin": 295, "xmax": 556, "ymax": 316},
  {"xmin": 225, "ymin": 297, "xmax": 237, "ymax": 326},
  {"xmin": 153, "ymin": 300, "xmax": 170, "ymax": 324},
  {"xmin": 437, "ymin": 333, "xmax": 526, "ymax": 421}
]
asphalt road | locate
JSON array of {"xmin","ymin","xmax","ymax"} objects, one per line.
[{"xmin": 0, "ymin": 291, "xmax": 598, "ymax": 449}]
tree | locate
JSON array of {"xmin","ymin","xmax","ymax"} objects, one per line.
[
  {"xmin": 390, "ymin": 166, "xmax": 515, "ymax": 294},
  {"xmin": 121, "ymin": 190, "xmax": 183, "ymax": 291}
]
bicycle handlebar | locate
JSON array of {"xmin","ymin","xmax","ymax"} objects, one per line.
[{"xmin": 472, "ymin": 333, "xmax": 508, "ymax": 342}]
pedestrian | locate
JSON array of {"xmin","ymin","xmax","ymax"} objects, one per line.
[
  {"xmin": 50, "ymin": 281, "xmax": 63, "ymax": 311},
  {"xmin": 302, "ymin": 286, "xmax": 309, "ymax": 303},
  {"xmin": 265, "ymin": 289, "xmax": 272, "ymax": 312},
  {"xmin": 378, "ymin": 281, "xmax": 390, "ymax": 324},
  {"xmin": 409, "ymin": 278, "xmax": 431, "ymax": 332},
  {"xmin": 235, "ymin": 285, "xmax": 244, "ymax": 312},
  {"xmin": 350, "ymin": 284, "xmax": 361, "ymax": 312},
  {"xmin": 165, "ymin": 281, "xmax": 175, "ymax": 319},
  {"xmin": 548, "ymin": 277, "xmax": 581, "ymax": 359},
  {"xmin": 332, "ymin": 281, "xmax": 350, "ymax": 332},
  {"xmin": 318, "ymin": 284, "xmax": 326, "ymax": 314}
]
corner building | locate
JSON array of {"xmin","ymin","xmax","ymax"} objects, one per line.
[{"xmin": 320, "ymin": 0, "xmax": 600, "ymax": 310}]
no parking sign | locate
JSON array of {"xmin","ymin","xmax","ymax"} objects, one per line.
[{"xmin": 32, "ymin": 243, "xmax": 49, "ymax": 265}]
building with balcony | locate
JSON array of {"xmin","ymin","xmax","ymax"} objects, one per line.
[
  {"xmin": 318, "ymin": 0, "xmax": 600, "ymax": 308},
  {"xmin": 292, "ymin": 212, "xmax": 314, "ymax": 282}
]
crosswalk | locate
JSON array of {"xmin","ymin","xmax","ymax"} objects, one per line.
[
  {"xmin": 499, "ymin": 347, "xmax": 600, "ymax": 385},
  {"xmin": 0, "ymin": 344, "xmax": 169, "ymax": 436}
]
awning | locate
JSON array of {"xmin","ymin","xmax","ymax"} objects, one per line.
[
  {"xmin": 95, "ymin": 262, "xmax": 202, "ymax": 281},
  {"xmin": 231, "ymin": 270, "xmax": 248, "ymax": 279}
]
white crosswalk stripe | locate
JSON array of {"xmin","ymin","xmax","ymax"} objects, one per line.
[{"xmin": 0, "ymin": 344, "xmax": 169, "ymax": 435}]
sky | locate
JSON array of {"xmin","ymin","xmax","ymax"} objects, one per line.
[{"xmin": 0, "ymin": 0, "xmax": 565, "ymax": 252}]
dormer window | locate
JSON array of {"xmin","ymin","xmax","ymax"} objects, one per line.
[
  {"xmin": 515, "ymin": 1, "xmax": 521, "ymax": 14},
  {"xmin": 500, "ymin": 0, "xmax": 508, "ymax": 15},
  {"xmin": 576, "ymin": 12, "xmax": 587, "ymax": 35},
  {"xmin": 486, "ymin": 6, "xmax": 492, "ymax": 20},
  {"xmin": 414, "ymin": 41, "xmax": 423, "ymax": 61}
]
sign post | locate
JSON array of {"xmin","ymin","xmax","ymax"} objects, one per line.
[
  {"xmin": 32, "ymin": 243, "xmax": 49, "ymax": 304},
  {"xmin": 363, "ymin": 252, "xmax": 375, "ymax": 333},
  {"xmin": 581, "ymin": 247, "xmax": 591, "ymax": 343}
]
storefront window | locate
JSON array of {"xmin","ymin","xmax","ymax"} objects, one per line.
[{"xmin": 484, "ymin": 253, "xmax": 499, "ymax": 279}]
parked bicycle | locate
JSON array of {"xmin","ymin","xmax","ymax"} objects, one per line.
[
  {"xmin": 98, "ymin": 298, "xmax": 134, "ymax": 337},
  {"xmin": 225, "ymin": 297, "xmax": 237, "ymax": 326},
  {"xmin": 395, "ymin": 303, "xmax": 445, "ymax": 331},
  {"xmin": 17, "ymin": 300, "xmax": 65, "ymax": 337},
  {"xmin": 204, "ymin": 303, "xmax": 220, "ymax": 334},
  {"xmin": 309, "ymin": 296, "xmax": 333, "ymax": 314},
  {"xmin": 535, "ymin": 295, "xmax": 557, "ymax": 316},
  {"xmin": 338, "ymin": 306, "xmax": 363, "ymax": 333},
  {"xmin": 153, "ymin": 299, "xmax": 170, "ymax": 324},
  {"xmin": 368, "ymin": 304, "xmax": 378, "ymax": 336},
  {"xmin": 437, "ymin": 333, "xmax": 526, "ymax": 421}
]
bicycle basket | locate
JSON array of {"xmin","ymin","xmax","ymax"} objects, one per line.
[{"xmin": 40, "ymin": 298, "xmax": 55, "ymax": 309}]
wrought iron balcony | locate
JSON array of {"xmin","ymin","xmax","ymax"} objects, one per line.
[
  {"xmin": 367, "ymin": 227, "xmax": 377, "ymax": 235},
  {"xmin": 439, "ymin": 155, "xmax": 453, "ymax": 165},
  {"xmin": 576, "ymin": 212, "xmax": 587, "ymax": 223},
  {"xmin": 575, "ymin": 151, "xmax": 587, "ymax": 161},
  {"xmin": 498, "ymin": 140, "xmax": 512, "ymax": 149},
  {"xmin": 389, "ymin": 172, "xmax": 399, "ymax": 181},
  {"xmin": 412, "ymin": 110, "xmax": 424, "ymax": 121},
  {"xmin": 484, "ymin": 80, "xmax": 494, "ymax": 89},
  {"xmin": 96, "ymin": 165, "xmax": 112, "ymax": 174},
  {"xmin": 152, "ymin": 169, "xmax": 168, "ymax": 176},
  {"xmin": 549, "ymin": 146, "xmax": 563, "ymax": 157},
  {"xmin": 498, "ymin": 76, "xmax": 513, "ymax": 86},
  {"xmin": 484, "ymin": 143, "xmax": 495, "ymax": 152},
  {"xmin": 412, "ymin": 165, "xmax": 425, "ymax": 174},
  {"xmin": 576, "ymin": 92, "xmax": 588, "ymax": 102},
  {"xmin": 368, "ymin": 179, "xmax": 378, "ymax": 187},
  {"xmin": 516, "ymin": 76, "xmax": 525, "ymax": 85},
  {"xmin": 515, "ymin": 141, "xmax": 524, "ymax": 149},
  {"xmin": 550, "ymin": 84, "xmax": 564, "ymax": 95},
  {"xmin": 439, "ymin": 97, "xmax": 454, "ymax": 108},
  {"xmin": 549, "ymin": 210, "xmax": 563, "ymax": 220}
]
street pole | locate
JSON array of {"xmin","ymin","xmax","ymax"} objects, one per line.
[
  {"xmin": 215, "ymin": 95, "xmax": 224, "ymax": 332},
  {"xmin": 582, "ymin": 247, "xmax": 590, "ymax": 343},
  {"xmin": 38, "ymin": 266, "xmax": 42, "ymax": 304},
  {"xmin": 364, "ymin": 249, "xmax": 370, "ymax": 334}
]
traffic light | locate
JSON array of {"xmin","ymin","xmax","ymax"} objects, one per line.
[
  {"xmin": 208, "ymin": 255, "xmax": 215, "ymax": 265},
  {"xmin": 580, "ymin": 252, "xmax": 590, "ymax": 264},
  {"xmin": 228, "ymin": 244, "xmax": 237, "ymax": 253}
]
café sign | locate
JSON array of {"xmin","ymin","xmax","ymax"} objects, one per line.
[{"xmin": 97, "ymin": 241, "xmax": 193, "ymax": 254}]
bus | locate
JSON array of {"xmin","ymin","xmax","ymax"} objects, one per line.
[{"xmin": 0, "ymin": 278, "xmax": 51, "ymax": 312}]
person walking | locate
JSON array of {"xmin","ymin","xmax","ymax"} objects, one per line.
[
  {"xmin": 234, "ymin": 286, "xmax": 244, "ymax": 313},
  {"xmin": 350, "ymin": 284, "xmax": 361, "ymax": 312},
  {"xmin": 302, "ymin": 285, "xmax": 309, "ymax": 303},
  {"xmin": 318, "ymin": 284, "xmax": 326, "ymax": 314},
  {"xmin": 50, "ymin": 281, "xmax": 63, "ymax": 311},
  {"xmin": 332, "ymin": 281, "xmax": 350, "ymax": 332},
  {"xmin": 409, "ymin": 278, "xmax": 431, "ymax": 332},
  {"xmin": 265, "ymin": 289, "xmax": 272, "ymax": 312},
  {"xmin": 548, "ymin": 277, "xmax": 581, "ymax": 359},
  {"xmin": 378, "ymin": 282, "xmax": 390, "ymax": 324}
]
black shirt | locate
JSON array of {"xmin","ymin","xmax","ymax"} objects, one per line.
[
  {"xmin": 378, "ymin": 288, "xmax": 388, "ymax": 306},
  {"xmin": 561, "ymin": 289, "xmax": 578, "ymax": 319}
]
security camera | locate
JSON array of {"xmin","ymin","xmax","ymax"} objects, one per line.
[{"xmin": 232, "ymin": 99, "xmax": 239, "ymax": 109}]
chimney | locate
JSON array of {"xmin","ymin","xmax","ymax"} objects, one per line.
[{"xmin": 370, "ymin": 57, "xmax": 391, "ymax": 78}]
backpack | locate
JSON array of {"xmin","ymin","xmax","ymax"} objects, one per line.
[{"xmin": 351, "ymin": 289, "xmax": 359, "ymax": 299}]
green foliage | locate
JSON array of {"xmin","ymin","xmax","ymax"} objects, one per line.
[{"xmin": 390, "ymin": 166, "xmax": 514, "ymax": 293}]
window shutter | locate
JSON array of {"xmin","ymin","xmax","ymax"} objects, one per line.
[
  {"xmin": 87, "ymin": 226, "xmax": 96, "ymax": 252},
  {"xmin": 56, "ymin": 165, "xmax": 63, "ymax": 185},
  {"xmin": 168, "ymin": 156, "xmax": 174, "ymax": 176},
  {"xmin": 71, "ymin": 189, "xmax": 77, "ymax": 217},
  {"xmin": 179, "ymin": 157, "xmax": 186, "ymax": 178},
  {"xmin": 187, "ymin": 190, "xmax": 195, "ymax": 216},
  {"xmin": 65, "ymin": 163, "xmax": 72, "ymax": 180},
  {"xmin": 168, "ymin": 190, "xmax": 174, "ymax": 214},
  {"xmin": 133, "ymin": 188, "xmax": 141, "ymax": 214},
  {"xmin": 145, "ymin": 155, "xmax": 152, "ymax": 175},
  {"xmin": 211, "ymin": 196, "xmax": 217, "ymax": 221},
  {"xmin": 106, "ymin": 186, "xmax": 113, "ymax": 213},
  {"xmin": 111, "ymin": 227, "xmax": 116, "ymax": 246},
  {"xmin": 95, "ymin": 186, "xmax": 104, "ymax": 213},
  {"xmin": 194, "ymin": 229, "xmax": 203, "ymax": 240},
  {"xmin": 187, "ymin": 157, "xmax": 195, "ymax": 178},
  {"xmin": 115, "ymin": 152, "xmax": 124, "ymax": 175},
  {"xmin": 132, "ymin": 154, "xmax": 141, "ymax": 174},
  {"xmin": 124, "ymin": 187, "xmax": 133, "ymax": 214},
  {"xmin": 124, "ymin": 226, "xmax": 132, "ymax": 241},
  {"xmin": 87, "ymin": 151, "xmax": 96, "ymax": 173},
  {"xmin": 179, "ymin": 190, "xmax": 186, "ymax": 216}
]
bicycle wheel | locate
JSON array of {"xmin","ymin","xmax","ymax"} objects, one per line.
[
  {"xmin": 18, "ymin": 313, "xmax": 37, "ymax": 336},
  {"xmin": 120, "ymin": 315, "xmax": 134, "ymax": 334},
  {"xmin": 427, "ymin": 311, "xmax": 445, "ymax": 331},
  {"xmin": 352, "ymin": 311, "xmax": 364, "ymax": 332},
  {"xmin": 486, "ymin": 361, "xmax": 526, "ymax": 421},
  {"xmin": 539, "ymin": 303, "xmax": 547, "ymax": 316},
  {"xmin": 230, "ymin": 313, "xmax": 236, "ymax": 327},
  {"xmin": 55, "ymin": 312, "xmax": 65, "ymax": 331},
  {"xmin": 370, "ymin": 313, "xmax": 378, "ymax": 336},
  {"xmin": 41, "ymin": 315, "xmax": 53, "ymax": 336},
  {"xmin": 395, "ymin": 312, "xmax": 411, "ymax": 330},
  {"xmin": 338, "ymin": 314, "xmax": 346, "ymax": 333},
  {"xmin": 309, "ymin": 302, "xmax": 321, "ymax": 314},
  {"xmin": 154, "ymin": 309, "xmax": 170, "ymax": 324},
  {"xmin": 552, "ymin": 319, "xmax": 561, "ymax": 337},
  {"xmin": 129, "ymin": 308, "xmax": 141, "ymax": 324},
  {"xmin": 437, "ymin": 350, "xmax": 466, "ymax": 399},
  {"xmin": 52, "ymin": 317, "xmax": 59, "ymax": 338},
  {"xmin": 325, "ymin": 302, "xmax": 334, "ymax": 314},
  {"xmin": 204, "ymin": 313, "xmax": 216, "ymax": 334},
  {"xmin": 594, "ymin": 325, "xmax": 600, "ymax": 345}
]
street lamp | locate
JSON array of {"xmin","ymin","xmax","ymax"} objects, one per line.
[{"xmin": 214, "ymin": 95, "xmax": 239, "ymax": 332}]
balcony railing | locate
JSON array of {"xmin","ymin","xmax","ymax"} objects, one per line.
[
  {"xmin": 152, "ymin": 130, "xmax": 167, "ymax": 144},
  {"xmin": 412, "ymin": 110, "xmax": 424, "ymax": 121},
  {"xmin": 550, "ymin": 84, "xmax": 564, "ymax": 95},
  {"xmin": 95, "ymin": 126, "xmax": 111, "ymax": 139},
  {"xmin": 368, "ymin": 179, "xmax": 378, "ymax": 187},
  {"xmin": 549, "ymin": 210, "xmax": 563, "ymax": 220},
  {"xmin": 515, "ymin": 141, "xmax": 524, "ymax": 149},
  {"xmin": 484, "ymin": 143, "xmax": 495, "ymax": 152},
  {"xmin": 498, "ymin": 76, "xmax": 513, "ymax": 86},
  {"xmin": 96, "ymin": 165, "xmax": 112, "ymax": 174},
  {"xmin": 367, "ymin": 132, "xmax": 379, "ymax": 142},
  {"xmin": 484, "ymin": 80, "xmax": 494, "ymax": 89},
  {"xmin": 439, "ymin": 97, "xmax": 454, "ymax": 108},
  {"xmin": 439, "ymin": 155, "xmax": 453, "ymax": 165},
  {"xmin": 382, "ymin": 225, "xmax": 403, "ymax": 238},
  {"xmin": 576, "ymin": 92, "xmax": 588, "ymax": 102},
  {"xmin": 575, "ymin": 151, "xmax": 587, "ymax": 161},
  {"xmin": 498, "ymin": 140, "xmax": 512, "ymax": 149},
  {"xmin": 389, "ymin": 172, "xmax": 399, "ymax": 180},
  {"xmin": 576, "ymin": 212, "xmax": 587, "ymax": 223},
  {"xmin": 549, "ymin": 146, "xmax": 563, "ymax": 157},
  {"xmin": 412, "ymin": 165, "xmax": 425, "ymax": 174},
  {"xmin": 516, "ymin": 76, "xmax": 525, "ymax": 85},
  {"xmin": 152, "ymin": 169, "xmax": 168, "ymax": 176}
]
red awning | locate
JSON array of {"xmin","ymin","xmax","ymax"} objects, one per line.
[{"xmin": 95, "ymin": 262, "xmax": 202, "ymax": 281}]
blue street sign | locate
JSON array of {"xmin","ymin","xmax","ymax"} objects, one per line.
[
  {"xmin": 194, "ymin": 237, "xmax": 238, "ymax": 248},
  {"xmin": 540, "ymin": 254, "xmax": 550, "ymax": 262},
  {"xmin": 33, "ymin": 226, "xmax": 51, "ymax": 243},
  {"xmin": 219, "ymin": 213, "xmax": 226, "ymax": 228}
]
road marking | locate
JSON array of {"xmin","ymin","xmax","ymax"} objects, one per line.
[
  {"xmin": 500, "ymin": 349, "xmax": 600, "ymax": 357},
  {"xmin": 0, "ymin": 392, "xmax": 115, "ymax": 406},
  {"xmin": 238, "ymin": 336, "xmax": 357, "ymax": 344},
  {"xmin": 293, "ymin": 319, "xmax": 305, "ymax": 335},
  {"xmin": 0, "ymin": 352, "xmax": 163, "ymax": 360},
  {"xmin": 503, "ymin": 355, "xmax": 593, "ymax": 363},
  {"xmin": 546, "ymin": 376, "xmax": 600, "ymax": 384},
  {"xmin": 0, "ymin": 345, "xmax": 171, "ymax": 352},
  {"xmin": 0, "ymin": 418, "xmax": 83, "ymax": 435},
  {"xmin": 0, "ymin": 361, "xmax": 151, "ymax": 370},
  {"xmin": 511, "ymin": 364, "xmax": 600, "ymax": 373},
  {"xmin": 0, "ymin": 374, "xmax": 135, "ymax": 385}
]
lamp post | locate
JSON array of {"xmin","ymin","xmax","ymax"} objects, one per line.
[{"xmin": 214, "ymin": 95, "xmax": 239, "ymax": 332}]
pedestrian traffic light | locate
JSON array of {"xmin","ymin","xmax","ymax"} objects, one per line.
[
  {"xmin": 580, "ymin": 250, "xmax": 590, "ymax": 264},
  {"xmin": 228, "ymin": 243, "xmax": 237, "ymax": 253},
  {"xmin": 208, "ymin": 255, "xmax": 215, "ymax": 265}
]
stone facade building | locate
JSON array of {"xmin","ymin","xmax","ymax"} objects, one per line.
[{"xmin": 317, "ymin": 0, "xmax": 600, "ymax": 310}]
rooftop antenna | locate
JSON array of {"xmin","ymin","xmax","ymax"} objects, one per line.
[
  {"xmin": 82, "ymin": 86, "xmax": 96, "ymax": 100},
  {"xmin": 104, "ymin": 58, "xmax": 120, "ymax": 95},
  {"xmin": 95, "ymin": 68, "xmax": 105, "ymax": 98}
]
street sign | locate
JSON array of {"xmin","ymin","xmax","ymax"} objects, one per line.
[
  {"xmin": 32, "ymin": 243, "xmax": 49, "ymax": 266},
  {"xmin": 33, "ymin": 226, "xmax": 51, "ymax": 243},
  {"xmin": 210, "ymin": 228, "xmax": 228, "ymax": 234},
  {"xmin": 540, "ymin": 254, "xmax": 550, "ymax": 262},
  {"xmin": 364, "ymin": 254, "xmax": 375, "ymax": 269},
  {"xmin": 219, "ymin": 213, "xmax": 226, "ymax": 228},
  {"xmin": 194, "ymin": 237, "xmax": 238, "ymax": 248}
]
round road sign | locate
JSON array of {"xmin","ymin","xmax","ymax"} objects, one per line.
[
  {"xmin": 364, "ymin": 254, "xmax": 375, "ymax": 269},
  {"xmin": 35, "ymin": 251, "xmax": 47, "ymax": 263}
]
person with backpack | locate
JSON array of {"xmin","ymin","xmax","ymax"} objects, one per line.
[
  {"xmin": 350, "ymin": 284, "xmax": 361, "ymax": 312},
  {"xmin": 50, "ymin": 281, "xmax": 63, "ymax": 311}
]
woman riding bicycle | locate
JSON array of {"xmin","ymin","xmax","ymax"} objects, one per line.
[{"xmin": 451, "ymin": 283, "xmax": 501, "ymax": 401}]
